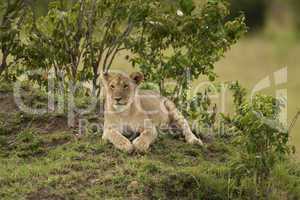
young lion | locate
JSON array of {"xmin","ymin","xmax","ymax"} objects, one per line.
[{"xmin": 102, "ymin": 72, "xmax": 203, "ymax": 153}]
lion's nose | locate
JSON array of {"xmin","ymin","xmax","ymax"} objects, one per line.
[{"xmin": 114, "ymin": 97, "xmax": 122, "ymax": 102}]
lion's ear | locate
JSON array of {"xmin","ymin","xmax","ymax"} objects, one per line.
[{"xmin": 130, "ymin": 72, "xmax": 144, "ymax": 85}]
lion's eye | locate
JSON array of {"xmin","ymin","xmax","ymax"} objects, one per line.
[
  {"xmin": 124, "ymin": 84, "xmax": 129, "ymax": 89},
  {"xmin": 110, "ymin": 85, "xmax": 115, "ymax": 89}
]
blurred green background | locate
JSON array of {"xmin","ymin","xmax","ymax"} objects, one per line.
[
  {"xmin": 221, "ymin": 0, "xmax": 300, "ymax": 158},
  {"xmin": 32, "ymin": 0, "xmax": 300, "ymax": 156}
]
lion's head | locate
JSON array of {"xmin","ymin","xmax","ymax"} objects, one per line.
[{"xmin": 102, "ymin": 72, "xmax": 144, "ymax": 111}]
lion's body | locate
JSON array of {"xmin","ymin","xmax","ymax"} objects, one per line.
[{"xmin": 102, "ymin": 72, "xmax": 203, "ymax": 152}]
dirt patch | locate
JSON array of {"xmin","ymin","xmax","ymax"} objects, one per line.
[
  {"xmin": 46, "ymin": 137, "xmax": 71, "ymax": 149},
  {"xmin": 32, "ymin": 115, "xmax": 70, "ymax": 134},
  {"xmin": 27, "ymin": 188, "xmax": 65, "ymax": 200},
  {"xmin": 203, "ymin": 142, "xmax": 230, "ymax": 162}
]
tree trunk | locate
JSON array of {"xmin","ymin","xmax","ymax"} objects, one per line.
[
  {"xmin": 0, "ymin": 53, "xmax": 8, "ymax": 76},
  {"xmin": 99, "ymin": 89, "xmax": 105, "ymax": 117},
  {"xmin": 159, "ymin": 79, "xmax": 165, "ymax": 95},
  {"xmin": 91, "ymin": 64, "xmax": 105, "ymax": 116},
  {"xmin": 0, "ymin": 63, "xmax": 7, "ymax": 76},
  {"xmin": 92, "ymin": 71, "xmax": 99, "ymax": 97}
]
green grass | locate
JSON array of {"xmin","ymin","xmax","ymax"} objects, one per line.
[
  {"xmin": 0, "ymin": 86, "xmax": 230, "ymax": 199},
  {"xmin": 0, "ymin": 116, "xmax": 231, "ymax": 199},
  {"xmin": 0, "ymin": 84, "xmax": 300, "ymax": 200}
]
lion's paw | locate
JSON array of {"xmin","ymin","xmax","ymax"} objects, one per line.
[
  {"xmin": 120, "ymin": 140, "xmax": 134, "ymax": 153},
  {"xmin": 133, "ymin": 137, "xmax": 150, "ymax": 152},
  {"xmin": 187, "ymin": 136, "xmax": 204, "ymax": 146}
]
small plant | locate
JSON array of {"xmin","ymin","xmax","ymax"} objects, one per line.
[
  {"xmin": 222, "ymin": 84, "xmax": 293, "ymax": 198},
  {"xmin": 228, "ymin": 81, "xmax": 247, "ymax": 112},
  {"xmin": 15, "ymin": 130, "xmax": 44, "ymax": 158},
  {"xmin": 183, "ymin": 89, "xmax": 217, "ymax": 135}
]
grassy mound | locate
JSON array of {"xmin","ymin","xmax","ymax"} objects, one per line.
[{"xmin": 0, "ymin": 82, "xmax": 299, "ymax": 200}]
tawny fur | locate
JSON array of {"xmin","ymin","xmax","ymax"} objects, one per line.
[{"xmin": 102, "ymin": 72, "xmax": 203, "ymax": 153}]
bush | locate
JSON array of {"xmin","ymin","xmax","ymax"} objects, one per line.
[
  {"xmin": 15, "ymin": 0, "xmax": 246, "ymax": 100},
  {"xmin": 131, "ymin": 0, "xmax": 246, "ymax": 103},
  {"xmin": 182, "ymin": 89, "xmax": 217, "ymax": 134},
  {"xmin": 221, "ymin": 83, "xmax": 294, "ymax": 198}
]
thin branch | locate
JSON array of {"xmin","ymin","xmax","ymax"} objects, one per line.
[
  {"xmin": 105, "ymin": 45, "xmax": 122, "ymax": 73},
  {"xmin": 73, "ymin": 0, "xmax": 86, "ymax": 76},
  {"xmin": 97, "ymin": 21, "xmax": 114, "ymax": 73},
  {"xmin": 103, "ymin": 20, "xmax": 134, "ymax": 72},
  {"xmin": 97, "ymin": 0, "xmax": 122, "ymax": 71},
  {"xmin": 0, "ymin": 52, "xmax": 8, "ymax": 75},
  {"xmin": 86, "ymin": 0, "xmax": 97, "ymax": 68}
]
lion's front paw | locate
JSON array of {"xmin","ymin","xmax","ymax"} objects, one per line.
[
  {"xmin": 187, "ymin": 136, "xmax": 204, "ymax": 146},
  {"xmin": 119, "ymin": 140, "xmax": 134, "ymax": 153},
  {"xmin": 133, "ymin": 137, "xmax": 150, "ymax": 152}
]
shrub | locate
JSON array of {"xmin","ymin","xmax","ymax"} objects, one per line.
[
  {"xmin": 13, "ymin": 0, "xmax": 246, "ymax": 108},
  {"xmin": 222, "ymin": 83, "xmax": 293, "ymax": 198},
  {"xmin": 131, "ymin": 0, "xmax": 246, "ymax": 103},
  {"xmin": 182, "ymin": 89, "xmax": 217, "ymax": 134}
]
